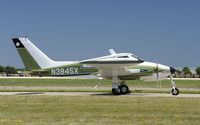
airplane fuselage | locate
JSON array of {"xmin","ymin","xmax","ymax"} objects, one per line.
[{"xmin": 28, "ymin": 61, "xmax": 169, "ymax": 81}]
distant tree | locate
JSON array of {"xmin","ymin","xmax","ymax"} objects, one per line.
[
  {"xmin": 0, "ymin": 65, "xmax": 5, "ymax": 73},
  {"xmin": 196, "ymin": 67, "xmax": 200, "ymax": 75},
  {"xmin": 182, "ymin": 67, "xmax": 192, "ymax": 75},
  {"xmin": 5, "ymin": 66, "xmax": 17, "ymax": 74}
]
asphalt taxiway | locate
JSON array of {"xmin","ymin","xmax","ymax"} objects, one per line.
[{"xmin": 0, "ymin": 92, "xmax": 200, "ymax": 98}]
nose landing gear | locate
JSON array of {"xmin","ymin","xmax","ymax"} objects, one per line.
[
  {"xmin": 171, "ymin": 87, "xmax": 179, "ymax": 95},
  {"xmin": 170, "ymin": 75, "xmax": 179, "ymax": 95}
]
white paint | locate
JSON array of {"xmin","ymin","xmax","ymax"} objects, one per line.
[
  {"xmin": 16, "ymin": 42, "xmax": 20, "ymax": 47},
  {"xmin": 18, "ymin": 38, "xmax": 77, "ymax": 69}
]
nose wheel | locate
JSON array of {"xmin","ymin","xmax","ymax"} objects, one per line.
[
  {"xmin": 170, "ymin": 75, "xmax": 179, "ymax": 95},
  {"xmin": 171, "ymin": 87, "xmax": 179, "ymax": 95}
]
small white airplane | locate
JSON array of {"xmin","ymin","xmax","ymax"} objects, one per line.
[{"xmin": 12, "ymin": 37, "xmax": 179, "ymax": 95}]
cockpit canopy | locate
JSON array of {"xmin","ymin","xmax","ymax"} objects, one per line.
[
  {"xmin": 116, "ymin": 53, "xmax": 144, "ymax": 63},
  {"xmin": 117, "ymin": 54, "xmax": 138, "ymax": 58}
]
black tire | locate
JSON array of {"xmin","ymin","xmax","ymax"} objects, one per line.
[
  {"xmin": 171, "ymin": 87, "xmax": 179, "ymax": 95},
  {"xmin": 112, "ymin": 88, "xmax": 121, "ymax": 95},
  {"xmin": 120, "ymin": 85, "xmax": 129, "ymax": 95}
]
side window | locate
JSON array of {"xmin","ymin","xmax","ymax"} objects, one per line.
[{"xmin": 117, "ymin": 56, "xmax": 129, "ymax": 58}]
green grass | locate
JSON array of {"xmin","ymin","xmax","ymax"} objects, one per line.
[
  {"xmin": 0, "ymin": 78, "xmax": 100, "ymax": 87},
  {"xmin": 0, "ymin": 78, "xmax": 199, "ymax": 88},
  {"xmin": 0, "ymin": 78, "xmax": 200, "ymax": 124},
  {"xmin": 0, "ymin": 96, "xmax": 200, "ymax": 125}
]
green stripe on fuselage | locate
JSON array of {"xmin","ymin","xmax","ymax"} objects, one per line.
[{"xmin": 126, "ymin": 65, "xmax": 154, "ymax": 77}]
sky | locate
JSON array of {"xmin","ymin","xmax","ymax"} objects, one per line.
[{"xmin": 0, "ymin": 0, "xmax": 200, "ymax": 68}]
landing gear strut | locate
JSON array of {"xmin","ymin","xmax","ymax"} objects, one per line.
[{"xmin": 170, "ymin": 75, "xmax": 179, "ymax": 95}]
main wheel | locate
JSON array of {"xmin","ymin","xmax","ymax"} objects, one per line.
[
  {"xmin": 120, "ymin": 85, "xmax": 129, "ymax": 95},
  {"xmin": 112, "ymin": 88, "xmax": 121, "ymax": 95},
  {"xmin": 171, "ymin": 87, "xmax": 179, "ymax": 95}
]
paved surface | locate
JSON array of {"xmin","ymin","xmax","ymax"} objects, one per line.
[
  {"xmin": 0, "ymin": 92, "xmax": 200, "ymax": 98},
  {"xmin": 0, "ymin": 86, "xmax": 199, "ymax": 92}
]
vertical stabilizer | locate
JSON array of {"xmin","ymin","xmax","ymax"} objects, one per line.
[{"xmin": 12, "ymin": 38, "xmax": 55, "ymax": 69}]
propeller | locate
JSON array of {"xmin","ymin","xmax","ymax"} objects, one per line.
[
  {"xmin": 155, "ymin": 63, "xmax": 162, "ymax": 88},
  {"xmin": 140, "ymin": 64, "xmax": 168, "ymax": 83}
]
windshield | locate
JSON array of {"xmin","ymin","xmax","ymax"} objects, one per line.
[
  {"xmin": 130, "ymin": 54, "xmax": 138, "ymax": 58},
  {"xmin": 131, "ymin": 54, "xmax": 144, "ymax": 62}
]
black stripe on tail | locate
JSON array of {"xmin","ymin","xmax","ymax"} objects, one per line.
[{"xmin": 12, "ymin": 38, "xmax": 25, "ymax": 48}]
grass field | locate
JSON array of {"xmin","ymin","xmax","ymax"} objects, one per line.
[
  {"xmin": 0, "ymin": 78, "xmax": 199, "ymax": 88},
  {"xmin": 0, "ymin": 95, "xmax": 200, "ymax": 125},
  {"xmin": 0, "ymin": 78, "xmax": 200, "ymax": 125}
]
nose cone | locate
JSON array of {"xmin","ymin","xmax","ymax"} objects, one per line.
[{"xmin": 170, "ymin": 67, "xmax": 176, "ymax": 74}]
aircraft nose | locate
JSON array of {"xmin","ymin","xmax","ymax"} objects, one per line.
[{"xmin": 170, "ymin": 67, "xmax": 176, "ymax": 74}]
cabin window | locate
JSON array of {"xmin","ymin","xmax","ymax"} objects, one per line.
[{"xmin": 117, "ymin": 56, "xmax": 129, "ymax": 58}]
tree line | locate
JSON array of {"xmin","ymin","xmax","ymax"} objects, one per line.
[
  {"xmin": 0, "ymin": 65, "xmax": 17, "ymax": 74},
  {"xmin": 164, "ymin": 66, "xmax": 200, "ymax": 78},
  {"xmin": 182, "ymin": 67, "xmax": 200, "ymax": 75}
]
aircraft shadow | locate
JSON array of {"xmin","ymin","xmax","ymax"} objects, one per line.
[
  {"xmin": 15, "ymin": 92, "xmax": 44, "ymax": 95},
  {"xmin": 90, "ymin": 91, "xmax": 151, "ymax": 97},
  {"xmin": 91, "ymin": 92, "xmax": 114, "ymax": 96},
  {"xmin": 91, "ymin": 92, "xmax": 133, "ymax": 96}
]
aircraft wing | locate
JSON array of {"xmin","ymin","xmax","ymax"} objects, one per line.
[
  {"xmin": 80, "ymin": 59, "xmax": 142, "ymax": 78},
  {"xmin": 79, "ymin": 49, "xmax": 144, "ymax": 78},
  {"xmin": 80, "ymin": 54, "xmax": 143, "ymax": 65},
  {"xmin": 81, "ymin": 59, "xmax": 140, "ymax": 64}
]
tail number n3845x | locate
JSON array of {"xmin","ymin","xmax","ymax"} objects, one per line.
[{"xmin": 51, "ymin": 68, "xmax": 78, "ymax": 75}]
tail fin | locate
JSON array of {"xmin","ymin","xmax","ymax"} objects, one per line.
[{"xmin": 12, "ymin": 37, "xmax": 55, "ymax": 70}]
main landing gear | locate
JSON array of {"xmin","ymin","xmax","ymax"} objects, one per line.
[
  {"xmin": 112, "ymin": 84, "xmax": 130, "ymax": 95},
  {"xmin": 112, "ymin": 79, "xmax": 130, "ymax": 95}
]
